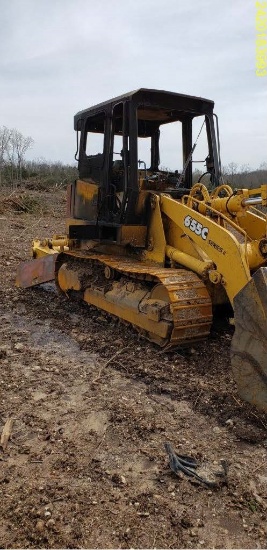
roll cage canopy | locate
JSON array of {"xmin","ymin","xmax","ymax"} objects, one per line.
[{"xmin": 74, "ymin": 89, "xmax": 220, "ymax": 225}]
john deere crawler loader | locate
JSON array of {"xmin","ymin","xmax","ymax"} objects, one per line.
[{"xmin": 16, "ymin": 89, "xmax": 267, "ymax": 411}]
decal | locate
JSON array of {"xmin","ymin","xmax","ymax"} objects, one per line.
[
  {"xmin": 184, "ymin": 215, "xmax": 209, "ymax": 240},
  {"xmin": 208, "ymin": 239, "xmax": 226, "ymax": 255}
]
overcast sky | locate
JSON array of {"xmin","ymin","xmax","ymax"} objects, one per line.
[{"xmin": 0, "ymin": 0, "xmax": 266, "ymax": 170}]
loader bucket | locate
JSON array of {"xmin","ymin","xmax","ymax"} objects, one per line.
[
  {"xmin": 16, "ymin": 254, "xmax": 58, "ymax": 288},
  {"xmin": 231, "ymin": 267, "xmax": 267, "ymax": 411}
]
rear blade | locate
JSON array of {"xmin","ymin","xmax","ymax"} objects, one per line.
[
  {"xmin": 16, "ymin": 254, "xmax": 58, "ymax": 288},
  {"xmin": 231, "ymin": 267, "xmax": 267, "ymax": 411}
]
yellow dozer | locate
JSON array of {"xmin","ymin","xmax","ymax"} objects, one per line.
[{"xmin": 16, "ymin": 89, "xmax": 267, "ymax": 411}]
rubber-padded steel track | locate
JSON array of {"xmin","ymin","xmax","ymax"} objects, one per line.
[{"xmin": 56, "ymin": 251, "xmax": 213, "ymax": 348}]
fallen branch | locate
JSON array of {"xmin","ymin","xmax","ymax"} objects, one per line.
[
  {"xmin": 0, "ymin": 196, "xmax": 25, "ymax": 210},
  {"xmin": 16, "ymin": 216, "xmax": 43, "ymax": 239},
  {"xmin": 193, "ymin": 390, "xmax": 203, "ymax": 409},
  {"xmin": 91, "ymin": 347, "xmax": 128, "ymax": 385},
  {"xmin": 231, "ymin": 394, "xmax": 243, "ymax": 407},
  {"xmin": 250, "ymin": 411, "xmax": 267, "ymax": 430},
  {"xmin": 252, "ymin": 459, "xmax": 267, "ymax": 474},
  {"xmin": 102, "ymin": 346, "xmax": 129, "ymax": 368},
  {"xmin": 0, "ymin": 417, "xmax": 14, "ymax": 451}
]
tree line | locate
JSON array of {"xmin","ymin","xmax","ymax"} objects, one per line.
[
  {"xmin": 193, "ymin": 162, "xmax": 267, "ymax": 188},
  {"xmin": 1, "ymin": 125, "xmax": 266, "ymax": 189},
  {"xmin": 0, "ymin": 126, "xmax": 77, "ymax": 188},
  {"xmin": 0, "ymin": 126, "xmax": 34, "ymax": 184}
]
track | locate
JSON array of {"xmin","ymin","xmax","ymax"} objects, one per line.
[{"xmin": 55, "ymin": 251, "xmax": 213, "ymax": 348}]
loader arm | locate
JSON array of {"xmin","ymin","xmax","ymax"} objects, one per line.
[
  {"xmin": 159, "ymin": 195, "xmax": 251, "ymax": 304},
  {"xmin": 157, "ymin": 190, "xmax": 267, "ymax": 411}
]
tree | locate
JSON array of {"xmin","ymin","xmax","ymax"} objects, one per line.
[
  {"xmin": 0, "ymin": 126, "xmax": 34, "ymax": 185},
  {"xmin": 226, "ymin": 162, "xmax": 239, "ymax": 185},
  {"xmin": 10, "ymin": 129, "xmax": 34, "ymax": 181},
  {"xmin": 0, "ymin": 126, "xmax": 11, "ymax": 184}
]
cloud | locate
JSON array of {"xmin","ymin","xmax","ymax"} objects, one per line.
[{"xmin": 0, "ymin": 0, "xmax": 266, "ymax": 168}]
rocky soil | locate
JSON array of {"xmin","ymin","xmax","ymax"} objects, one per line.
[{"xmin": 0, "ymin": 186, "xmax": 266, "ymax": 549}]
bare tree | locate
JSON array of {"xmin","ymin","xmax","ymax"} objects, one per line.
[
  {"xmin": 10, "ymin": 129, "xmax": 34, "ymax": 181},
  {"xmin": 0, "ymin": 126, "xmax": 11, "ymax": 184},
  {"xmin": 226, "ymin": 162, "xmax": 239, "ymax": 185}
]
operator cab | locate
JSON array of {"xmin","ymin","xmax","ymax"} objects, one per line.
[{"xmin": 73, "ymin": 89, "xmax": 220, "ymax": 227}]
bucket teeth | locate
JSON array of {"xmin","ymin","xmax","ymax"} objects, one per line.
[{"xmin": 231, "ymin": 267, "xmax": 267, "ymax": 412}]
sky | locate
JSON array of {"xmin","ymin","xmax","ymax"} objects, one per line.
[{"xmin": 0, "ymin": 0, "xmax": 266, "ymax": 170}]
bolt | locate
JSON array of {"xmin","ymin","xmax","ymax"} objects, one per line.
[{"xmin": 147, "ymin": 238, "xmax": 154, "ymax": 251}]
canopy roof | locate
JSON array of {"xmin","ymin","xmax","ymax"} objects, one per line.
[{"xmin": 74, "ymin": 88, "xmax": 214, "ymax": 130}]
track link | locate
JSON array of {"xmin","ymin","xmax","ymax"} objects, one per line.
[{"xmin": 56, "ymin": 251, "xmax": 213, "ymax": 348}]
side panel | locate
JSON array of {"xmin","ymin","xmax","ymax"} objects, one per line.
[{"xmin": 73, "ymin": 179, "xmax": 99, "ymax": 222}]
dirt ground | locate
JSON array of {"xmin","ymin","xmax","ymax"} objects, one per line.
[{"xmin": 0, "ymin": 186, "xmax": 267, "ymax": 549}]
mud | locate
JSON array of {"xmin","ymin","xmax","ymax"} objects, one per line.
[{"xmin": 0, "ymin": 187, "xmax": 266, "ymax": 549}]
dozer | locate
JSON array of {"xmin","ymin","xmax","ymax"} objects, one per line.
[{"xmin": 16, "ymin": 89, "xmax": 267, "ymax": 411}]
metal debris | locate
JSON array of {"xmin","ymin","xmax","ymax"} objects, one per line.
[{"xmin": 164, "ymin": 442, "xmax": 228, "ymax": 488}]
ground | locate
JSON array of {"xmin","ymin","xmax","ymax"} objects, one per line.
[{"xmin": 0, "ymin": 185, "xmax": 267, "ymax": 549}]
